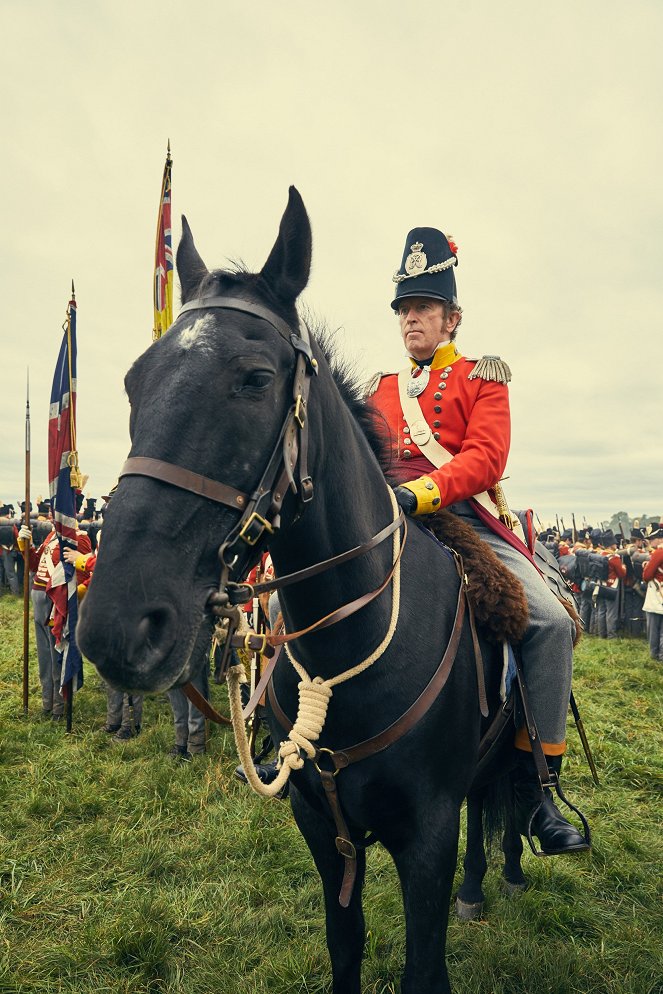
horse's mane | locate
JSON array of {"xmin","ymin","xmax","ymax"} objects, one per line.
[
  {"xmin": 303, "ymin": 313, "xmax": 392, "ymax": 478},
  {"xmin": 186, "ymin": 267, "xmax": 393, "ymax": 477}
]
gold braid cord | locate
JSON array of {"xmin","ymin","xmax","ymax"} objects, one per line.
[{"xmin": 227, "ymin": 490, "xmax": 403, "ymax": 799}]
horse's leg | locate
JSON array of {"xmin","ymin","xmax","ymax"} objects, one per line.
[
  {"xmin": 502, "ymin": 787, "xmax": 527, "ymax": 894},
  {"xmin": 289, "ymin": 785, "xmax": 366, "ymax": 994},
  {"xmin": 390, "ymin": 799, "xmax": 461, "ymax": 994},
  {"xmin": 455, "ymin": 790, "xmax": 488, "ymax": 920}
]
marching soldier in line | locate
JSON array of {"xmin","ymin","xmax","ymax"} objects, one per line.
[
  {"xmin": 642, "ymin": 524, "xmax": 663, "ymax": 662},
  {"xmin": 0, "ymin": 503, "xmax": 20, "ymax": 595},
  {"xmin": 595, "ymin": 530, "xmax": 627, "ymax": 640},
  {"xmin": 367, "ymin": 225, "xmax": 588, "ymax": 855}
]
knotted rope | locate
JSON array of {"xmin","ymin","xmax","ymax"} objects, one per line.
[{"xmin": 227, "ymin": 489, "xmax": 402, "ymax": 798}]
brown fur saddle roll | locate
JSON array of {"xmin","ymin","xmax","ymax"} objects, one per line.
[{"xmin": 425, "ymin": 510, "xmax": 529, "ymax": 644}]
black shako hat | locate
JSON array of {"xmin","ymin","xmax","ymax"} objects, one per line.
[{"xmin": 391, "ymin": 227, "xmax": 459, "ymax": 311}]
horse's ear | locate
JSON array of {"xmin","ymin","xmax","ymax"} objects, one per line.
[
  {"xmin": 177, "ymin": 215, "xmax": 209, "ymax": 302},
  {"xmin": 260, "ymin": 186, "xmax": 312, "ymax": 305}
]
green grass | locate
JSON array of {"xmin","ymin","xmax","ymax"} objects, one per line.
[{"xmin": 1, "ymin": 594, "xmax": 662, "ymax": 993}]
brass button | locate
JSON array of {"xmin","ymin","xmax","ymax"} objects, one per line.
[
  {"xmin": 434, "ymin": 406, "xmax": 441, "ymax": 413},
  {"xmin": 433, "ymin": 420, "xmax": 440, "ymax": 427},
  {"xmin": 425, "ymin": 481, "xmax": 434, "ymax": 490},
  {"xmin": 434, "ymin": 392, "xmax": 442, "ymax": 400},
  {"xmin": 440, "ymin": 372, "xmax": 448, "ymax": 379},
  {"xmin": 403, "ymin": 438, "xmax": 411, "ymax": 445},
  {"xmin": 439, "ymin": 383, "xmax": 447, "ymax": 390},
  {"xmin": 445, "ymin": 366, "xmax": 452, "ymax": 372},
  {"xmin": 432, "ymin": 497, "xmax": 441, "ymax": 506},
  {"xmin": 433, "ymin": 432, "xmax": 440, "ymax": 440},
  {"xmin": 403, "ymin": 450, "xmax": 412, "ymax": 460}
]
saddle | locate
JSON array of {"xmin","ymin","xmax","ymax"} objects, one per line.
[{"xmin": 424, "ymin": 510, "xmax": 581, "ymax": 646}]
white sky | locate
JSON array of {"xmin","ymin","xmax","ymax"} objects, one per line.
[{"xmin": 1, "ymin": 0, "xmax": 661, "ymax": 526}]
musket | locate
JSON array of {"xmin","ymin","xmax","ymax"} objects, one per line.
[
  {"xmin": 556, "ymin": 514, "xmax": 560, "ymax": 535},
  {"xmin": 22, "ymin": 370, "xmax": 30, "ymax": 714},
  {"xmin": 572, "ymin": 513, "xmax": 578, "ymax": 543},
  {"xmin": 569, "ymin": 692, "xmax": 600, "ymax": 785},
  {"xmin": 561, "ymin": 517, "xmax": 566, "ymax": 533}
]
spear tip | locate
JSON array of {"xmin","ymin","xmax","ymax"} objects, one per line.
[{"xmin": 71, "ymin": 279, "xmax": 76, "ymax": 299}]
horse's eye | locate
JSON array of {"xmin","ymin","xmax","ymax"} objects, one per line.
[{"xmin": 243, "ymin": 370, "xmax": 274, "ymax": 391}]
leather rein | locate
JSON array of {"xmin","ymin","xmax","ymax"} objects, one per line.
[{"xmin": 118, "ymin": 294, "xmax": 406, "ymax": 660}]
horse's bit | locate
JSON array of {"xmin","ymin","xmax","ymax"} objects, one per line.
[{"xmin": 118, "ymin": 295, "xmax": 404, "ymax": 665}]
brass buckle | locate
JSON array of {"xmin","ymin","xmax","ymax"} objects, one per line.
[
  {"xmin": 244, "ymin": 632, "xmax": 268, "ymax": 655},
  {"xmin": 238, "ymin": 511, "xmax": 274, "ymax": 546},
  {"xmin": 294, "ymin": 394, "xmax": 306, "ymax": 429}
]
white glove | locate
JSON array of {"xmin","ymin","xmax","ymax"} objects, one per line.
[{"xmin": 18, "ymin": 525, "xmax": 32, "ymax": 544}]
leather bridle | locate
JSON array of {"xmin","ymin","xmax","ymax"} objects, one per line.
[{"xmin": 118, "ymin": 294, "xmax": 405, "ymax": 649}]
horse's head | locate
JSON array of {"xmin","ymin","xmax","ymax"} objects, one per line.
[{"xmin": 78, "ymin": 187, "xmax": 313, "ymax": 692}]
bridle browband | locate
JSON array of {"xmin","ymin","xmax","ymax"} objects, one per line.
[{"xmin": 118, "ymin": 294, "xmax": 403, "ymax": 633}]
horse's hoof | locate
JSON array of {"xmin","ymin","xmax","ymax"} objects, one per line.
[
  {"xmin": 455, "ymin": 897, "xmax": 484, "ymax": 921},
  {"xmin": 501, "ymin": 878, "xmax": 527, "ymax": 897}
]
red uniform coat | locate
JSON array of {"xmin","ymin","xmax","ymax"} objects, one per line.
[
  {"xmin": 643, "ymin": 548, "xmax": 663, "ymax": 583},
  {"xmin": 369, "ymin": 341, "xmax": 511, "ymax": 508}
]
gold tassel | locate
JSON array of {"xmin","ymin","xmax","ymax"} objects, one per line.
[
  {"xmin": 67, "ymin": 452, "xmax": 83, "ymax": 491},
  {"xmin": 468, "ymin": 355, "xmax": 512, "ymax": 384}
]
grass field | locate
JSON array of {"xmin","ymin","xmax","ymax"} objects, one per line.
[{"xmin": 1, "ymin": 594, "xmax": 662, "ymax": 994}]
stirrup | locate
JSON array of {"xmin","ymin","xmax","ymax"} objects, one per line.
[{"xmin": 525, "ymin": 772, "xmax": 592, "ymax": 858}]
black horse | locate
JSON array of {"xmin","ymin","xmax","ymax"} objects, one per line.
[{"xmin": 78, "ymin": 188, "xmax": 522, "ymax": 994}]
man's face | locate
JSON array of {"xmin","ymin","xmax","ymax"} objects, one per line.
[{"xmin": 397, "ymin": 297, "xmax": 456, "ymax": 361}]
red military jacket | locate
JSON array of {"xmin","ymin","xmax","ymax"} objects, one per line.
[
  {"xmin": 643, "ymin": 547, "xmax": 663, "ymax": 583},
  {"xmin": 369, "ymin": 341, "xmax": 511, "ymax": 509},
  {"xmin": 603, "ymin": 550, "xmax": 627, "ymax": 586}
]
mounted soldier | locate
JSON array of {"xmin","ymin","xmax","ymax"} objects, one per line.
[{"xmin": 368, "ymin": 226, "xmax": 589, "ymax": 855}]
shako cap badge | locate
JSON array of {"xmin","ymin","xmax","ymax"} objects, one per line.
[{"xmin": 404, "ymin": 242, "xmax": 427, "ymax": 276}]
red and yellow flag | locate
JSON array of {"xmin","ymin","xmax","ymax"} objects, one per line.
[{"xmin": 153, "ymin": 144, "xmax": 173, "ymax": 340}]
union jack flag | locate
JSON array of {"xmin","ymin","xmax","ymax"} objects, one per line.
[
  {"xmin": 47, "ymin": 295, "xmax": 83, "ymax": 694},
  {"xmin": 153, "ymin": 146, "xmax": 173, "ymax": 340}
]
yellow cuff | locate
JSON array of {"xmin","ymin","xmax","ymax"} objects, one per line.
[
  {"xmin": 401, "ymin": 476, "xmax": 442, "ymax": 516},
  {"xmin": 75, "ymin": 554, "xmax": 89, "ymax": 571},
  {"xmin": 77, "ymin": 583, "xmax": 87, "ymax": 601}
]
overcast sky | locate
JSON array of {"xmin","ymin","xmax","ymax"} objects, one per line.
[{"xmin": 1, "ymin": 0, "xmax": 661, "ymax": 526}]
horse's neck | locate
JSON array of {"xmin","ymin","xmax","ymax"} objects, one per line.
[{"xmin": 270, "ymin": 403, "xmax": 395, "ymax": 676}]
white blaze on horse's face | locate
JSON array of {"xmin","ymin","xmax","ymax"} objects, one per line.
[{"xmin": 177, "ymin": 314, "xmax": 216, "ymax": 352}]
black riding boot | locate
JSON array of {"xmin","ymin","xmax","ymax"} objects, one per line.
[{"xmin": 512, "ymin": 751, "xmax": 590, "ymax": 855}]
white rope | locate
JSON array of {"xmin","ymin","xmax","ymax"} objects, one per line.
[{"xmin": 227, "ymin": 489, "xmax": 402, "ymax": 798}]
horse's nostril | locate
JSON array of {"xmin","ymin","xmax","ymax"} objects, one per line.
[
  {"xmin": 129, "ymin": 602, "xmax": 178, "ymax": 667},
  {"xmin": 137, "ymin": 607, "xmax": 173, "ymax": 652}
]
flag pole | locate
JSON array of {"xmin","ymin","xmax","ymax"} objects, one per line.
[
  {"xmin": 22, "ymin": 368, "xmax": 31, "ymax": 714},
  {"xmin": 65, "ymin": 282, "xmax": 76, "ymax": 734},
  {"xmin": 153, "ymin": 141, "xmax": 173, "ymax": 341}
]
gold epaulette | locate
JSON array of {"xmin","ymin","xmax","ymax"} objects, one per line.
[
  {"xmin": 364, "ymin": 372, "xmax": 384, "ymax": 398},
  {"xmin": 467, "ymin": 355, "xmax": 512, "ymax": 384}
]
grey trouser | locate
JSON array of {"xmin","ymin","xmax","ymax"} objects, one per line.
[
  {"xmin": 579, "ymin": 585, "xmax": 594, "ymax": 634},
  {"xmin": 167, "ymin": 662, "xmax": 209, "ymax": 753},
  {"xmin": 645, "ymin": 612, "xmax": 663, "ymax": 661},
  {"xmin": 596, "ymin": 590, "xmax": 620, "ymax": 639},
  {"xmin": 450, "ymin": 503, "xmax": 575, "ymax": 745},
  {"xmin": 106, "ymin": 689, "xmax": 143, "ymax": 731},
  {"xmin": 31, "ymin": 587, "xmax": 64, "ymax": 715},
  {"xmin": 1, "ymin": 548, "xmax": 20, "ymax": 595}
]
